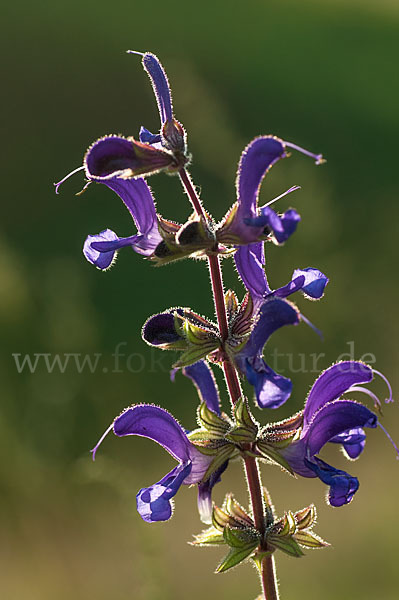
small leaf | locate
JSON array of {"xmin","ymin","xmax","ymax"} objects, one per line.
[
  {"xmin": 268, "ymin": 535, "xmax": 304, "ymax": 558},
  {"xmin": 262, "ymin": 488, "xmax": 275, "ymax": 527},
  {"xmin": 198, "ymin": 402, "xmax": 230, "ymax": 434},
  {"xmin": 216, "ymin": 544, "xmax": 257, "ymax": 573},
  {"xmin": 223, "ymin": 526, "xmax": 260, "ymax": 550},
  {"xmin": 177, "ymin": 218, "xmax": 213, "ymax": 249},
  {"xmin": 212, "ymin": 505, "xmax": 234, "ymax": 531},
  {"xmin": 191, "ymin": 527, "xmax": 225, "ymax": 546},
  {"xmin": 202, "ymin": 443, "xmax": 237, "ymax": 482},
  {"xmin": 225, "ymin": 289, "xmax": 239, "ymax": 316},
  {"xmin": 234, "ymin": 398, "xmax": 258, "ymax": 433},
  {"xmin": 259, "ymin": 427, "xmax": 298, "ymax": 448},
  {"xmin": 281, "ymin": 511, "xmax": 296, "ymax": 536},
  {"xmin": 268, "ymin": 411, "xmax": 304, "ymax": 432},
  {"xmin": 224, "ymin": 494, "xmax": 254, "ymax": 527},
  {"xmin": 172, "ymin": 340, "xmax": 219, "ymax": 368},
  {"xmin": 187, "ymin": 429, "xmax": 222, "ymax": 444},
  {"xmin": 256, "ymin": 442, "xmax": 296, "ymax": 475},
  {"xmin": 294, "ymin": 530, "xmax": 330, "ymax": 549},
  {"xmin": 226, "ymin": 426, "xmax": 257, "ymax": 444},
  {"xmin": 294, "ymin": 505, "xmax": 316, "ymax": 530},
  {"xmin": 231, "ymin": 292, "xmax": 254, "ymax": 337}
]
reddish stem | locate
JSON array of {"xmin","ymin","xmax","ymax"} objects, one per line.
[
  {"xmin": 179, "ymin": 168, "xmax": 279, "ymax": 600},
  {"xmin": 179, "ymin": 168, "xmax": 206, "ymax": 219},
  {"xmin": 208, "ymin": 253, "xmax": 229, "ymax": 342}
]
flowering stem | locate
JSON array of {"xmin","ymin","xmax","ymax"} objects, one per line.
[
  {"xmin": 207, "ymin": 253, "xmax": 229, "ymax": 342},
  {"xmin": 179, "ymin": 168, "xmax": 279, "ymax": 600},
  {"xmin": 179, "ymin": 168, "xmax": 207, "ymax": 220}
]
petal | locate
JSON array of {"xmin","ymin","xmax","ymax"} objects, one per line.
[
  {"xmin": 84, "ymin": 135, "xmax": 174, "ymax": 180},
  {"xmin": 329, "ymin": 427, "xmax": 366, "ymax": 459},
  {"xmin": 236, "ymin": 136, "xmax": 286, "ymax": 221},
  {"xmin": 275, "ymin": 268, "xmax": 329, "ymax": 300},
  {"xmin": 197, "ymin": 461, "xmax": 229, "ymax": 524},
  {"xmin": 181, "ymin": 361, "xmax": 221, "ymax": 415},
  {"xmin": 244, "ymin": 207, "xmax": 301, "ymax": 245},
  {"xmin": 139, "ymin": 126, "xmax": 162, "ymax": 144},
  {"xmin": 141, "ymin": 52, "xmax": 173, "ymax": 124},
  {"xmin": 142, "ymin": 311, "xmax": 183, "ymax": 346},
  {"xmin": 100, "ymin": 177, "xmax": 158, "ymax": 237},
  {"xmin": 234, "ymin": 242, "xmax": 270, "ymax": 301},
  {"xmin": 242, "ymin": 298, "xmax": 300, "ymax": 359},
  {"xmin": 304, "ymin": 399, "xmax": 377, "ymax": 457},
  {"xmin": 136, "ymin": 462, "xmax": 192, "ymax": 522},
  {"xmin": 245, "ymin": 357, "xmax": 292, "ymax": 409},
  {"xmin": 183, "ymin": 447, "xmax": 214, "ymax": 485},
  {"xmin": 305, "ymin": 457, "xmax": 359, "ymax": 507},
  {"xmin": 83, "ymin": 230, "xmax": 158, "ymax": 268},
  {"xmin": 113, "ymin": 404, "xmax": 191, "ymax": 462},
  {"xmin": 83, "ymin": 229, "xmax": 122, "ymax": 270},
  {"xmin": 304, "ymin": 362, "xmax": 374, "ymax": 427}
]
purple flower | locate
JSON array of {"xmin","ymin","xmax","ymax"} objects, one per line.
[
  {"xmin": 84, "ymin": 52, "xmax": 187, "ymax": 182},
  {"xmin": 235, "ymin": 242, "xmax": 328, "ymax": 309},
  {"xmin": 84, "ymin": 135, "xmax": 179, "ymax": 181},
  {"xmin": 216, "ymin": 136, "xmax": 323, "ymax": 247},
  {"xmin": 130, "ymin": 51, "xmax": 186, "ymax": 154},
  {"xmin": 174, "ymin": 360, "xmax": 221, "ymax": 417},
  {"xmin": 92, "ymin": 404, "xmax": 213, "ymax": 523},
  {"xmin": 235, "ymin": 297, "xmax": 300, "ymax": 410},
  {"xmin": 280, "ymin": 362, "xmax": 378, "ymax": 506},
  {"xmin": 234, "ymin": 243, "xmax": 328, "ymax": 409},
  {"xmin": 83, "ymin": 177, "xmax": 162, "ymax": 270},
  {"xmin": 92, "ymin": 360, "xmax": 226, "ymax": 524}
]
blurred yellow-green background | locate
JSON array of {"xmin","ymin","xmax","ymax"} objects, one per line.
[{"xmin": 2, "ymin": 1, "xmax": 398, "ymax": 598}]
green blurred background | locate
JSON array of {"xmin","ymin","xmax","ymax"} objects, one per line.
[{"xmin": 2, "ymin": 0, "xmax": 398, "ymax": 598}]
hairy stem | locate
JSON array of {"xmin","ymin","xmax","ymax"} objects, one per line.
[
  {"xmin": 179, "ymin": 168, "xmax": 279, "ymax": 600},
  {"xmin": 179, "ymin": 168, "xmax": 206, "ymax": 219}
]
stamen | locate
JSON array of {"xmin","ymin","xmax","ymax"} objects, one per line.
[
  {"xmin": 300, "ymin": 312, "xmax": 323, "ymax": 340},
  {"xmin": 372, "ymin": 368, "xmax": 393, "ymax": 403},
  {"xmin": 127, "ymin": 50, "xmax": 145, "ymax": 57},
  {"xmin": 75, "ymin": 180, "xmax": 92, "ymax": 196},
  {"xmin": 54, "ymin": 166, "xmax": 85, "ymax": 194},
  {"xmin": 90, "ymin": 422, "xmax": 114, "ymax": 461},
  {"xmin": 284, "ymin": 141, "xmax": 325, "ymax": 165},
  {"xmin": 347, "ymin": 386, "xmax": 382, "ymax": 414},
  {"xmin": 263, "ymin": 185, "xmax": 301, "ymax": 208},
  {"xmin": 378, "ymin": 422, "xmax": 399, "ymax": 460}
]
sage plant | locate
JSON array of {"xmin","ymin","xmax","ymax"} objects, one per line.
[{"xmin": 56, "ymin": 51, "xmax": 397, "ymax": 599}]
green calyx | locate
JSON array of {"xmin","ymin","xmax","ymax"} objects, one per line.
[
  {"xmin": 225, "ymin": 397, "xmax": 259, "ymax": 444},
  {"xmin": 192, "ymin": 494, "xmax": 261, "ymax": 573},
  {"xmin": 261, "ymin": 493, "xmax": 329, "ymax": 559},
  {"xmin": 150, "ymin": 214, "xmax": 216, "ymax": 266},
  {"xmin": 188, "ymin": 398, "xmax": 260, "ymax": 480},
  {"xmin": 193, "ymin": 490, "xmax": 329, "ymax": 574},
  {"xmin": 188, "ymin": 403, "xmax": 238, "ymax": 479},
  {"xmin": 254, "ymin": 412, "xmax": 304, "ymax": 474},
  {"xmin": 173, "ymin": 310, "xmax": 220, "ymax": 368},
  {"xmin": 224, "ymin": 292, "xmax": 255, "ymax": 360}
]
